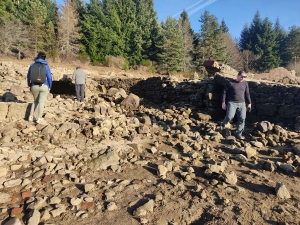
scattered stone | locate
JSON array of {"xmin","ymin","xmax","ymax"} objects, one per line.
[
  {"xmin": 10, "ymin": 165, "xmax": 22, "ymax": 171},
  {"xmin": 88, "ymin": 150, "xmax": 120, "ymax": 170},
  {"xmin": 150, "ymin": 146, "xmax": 157, "ymax": 154},
  {"xmin": 244, "ymin": 146, "xmax": 257, "ymax": 158},
  {"xmin": 234, "ymin": 154, "xmax": 248, "ymax": 164},
  {"xmin": 80, "ymin": 202, "xmax": 95, "ymax": 210},
  {"xmin": 276, "ymin": 162, "xmax": 294, "ymax": 172},
  {"xmin": 275, "ymin": 182, "xmax": 291, "ymax": 199},
  {"xmin": 3, "ymin": 218, "xmax": 22, "ymax": 225},
  {"xmin": 133, "ymin": 199, "xmax": 154, "ymax": 217},
  {"xmin": 21, "ymin": 191, "xmax": 32, "ymax": 199},
  {"xmin": 70, "ymin": 198, "xmax": 82, "ymax": 206},
  {"xmin": 27, "ymin": 209, "xmax": 40, "ymax": 225},
  {"xmin": 10, "ymin": 207, "xmax": 23, "ymax": 217},
  {"xmin": 0, "ymin": 192, "xmax": 11, "ymax": 204},
  {"xmin": 41, "ymin": 209, "xmax": 51, "ymax": 221},
  {"xmin": 48, "ymin": 196, "xmax": 61, "ymax": 205},
  {"xmin": 0, "ymin": 167, "xmax": 8, "ymax": 177},
  {"xmin": 106, "ymin": 202, "xmax": 117, "ymax": 211},
  {"xmin": 157, "ymin": 165, "xmax": 168, "ymax": 178},
  {"xmin": 4, "ymin": 179, "xmax": 22, "ymax": 188},
  {"xmin": 84, "ymin": 183, "xmax": 95, "ymax": 192},
  {"xmin": 265, "ymin": 160, "xmax": 277, "ymax": 172},
  {"xmin": 50, "ymin": 205, "xmax": 66, "ymax": 217},
  {"xmin": 222, "ymin": 171, "xmax": 238, "ymax": 185}
]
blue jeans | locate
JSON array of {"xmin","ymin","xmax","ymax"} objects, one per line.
[{"xmin": 222, "ymin": 101, "xmax": 246, "ymax": 137}]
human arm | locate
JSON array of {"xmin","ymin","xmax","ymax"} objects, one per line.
[
  {"xmin": 221, "ymin": 83, "xmax": 230, "ymax": 110},
  {"xmin": 46, "ymin": 65, "xmax": 52, "ymax": 89},
  {"xmin": 72, "ymin": 71, "xmax": 76, "ymax": 81},
  {"xmin": 27, "ymin": 65, "xmax": 32, "ymax": 88},
  {"xmin": 245, "ymin": 82, "xmax": 251, "ymax": 109}
]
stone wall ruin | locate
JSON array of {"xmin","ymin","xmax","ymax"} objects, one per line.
[{"xmin": 96, "ymin": 76, "xmax": 300, "ymax": 128}]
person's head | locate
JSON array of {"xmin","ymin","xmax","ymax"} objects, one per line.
[
  {"xmin": 76, "ymin": 67, "xmax": 80, "ymax": 70},
  {"xmin": 236, "ymin": 70, "xmax": 247, "ymax": 82},
  {"xmin": 36, "ymin": 52, "xmax": 46, "ymax": 60}
]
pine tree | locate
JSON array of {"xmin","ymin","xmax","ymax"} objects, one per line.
[
  {"xmin": 256, "ymin": 18, "xmax": 281, "ymax": 71},
  {"xmin": 274, "ymin": 18, "xmax": 288, "ymax": 66},
  {"xmin": 239, "ymin": 11, "xmax": 283, "ymax": 71},
  {"xmin": 248, "ymin": 11, "xmax": 263, "ymax": 55},
  {"xmin": 239, "ymin": 11, "xmax": 263, "ymax": 55},
  {"xmin": 72, "ymin": 0, "xmax": 86, "ymax": 20},
  {"xmin": 57, "ymin": 0, "xmax": 81, "ymax": 59},
  {"xmin": 158, "ymin": 16, "xmax": 184, "ymax": 73},
  {"xmin": 220, "ymin": 18, "xmax": 229, "ymax": 33},
  {"xmin": 283, "ymin": 26, "xmax": 300, "ymax": 70},
  {"xmin": 194, "ymin": 10, "xmax": 225, "ymax": 71},
  {"xmin": 114, "ymin": 0, "xmax": 138, "ymax": 63},
  {"xmin": 102, "ymin": 0, "xmax": 126, "ymax": 57},
  {"xmin": 178, "ymin": 10, "xmax": 194, "ymax": 72},
  {"xmin": 40, "ymin": 0, "xmax": 58, "ymax": 59},
  {"xmin": 0, "ymin": 0, "xmax": 16, "ymax": 19},
  {"xmin": 17, "ymin": 0, "xmax": 49, "ymax": 53},
  {"xmin": 80, "ymin": 0, "xmax": 105, "ymax": 62},
  {"xmin": 41, "ymin": 0, "xmax": 58, "ymax": 28},
  {"xmin": 239, "ymin": 24, "xmax": 250, "ymax": 50},
  {"xmin": 134, "ymin": 0, "xmax": 160, "ymax": 62}
]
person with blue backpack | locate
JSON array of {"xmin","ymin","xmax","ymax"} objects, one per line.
[{"xmin": 27, "ymin": 52, "xmax": 53, "ymax": 124}]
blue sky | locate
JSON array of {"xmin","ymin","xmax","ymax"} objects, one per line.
[
  {"xmin": 56, "ymin": 0, "xmax": 300, "ymax": 40},
  {"xmin": 154, "ymin": 0, "xmax": 300, "ymax": 39}
]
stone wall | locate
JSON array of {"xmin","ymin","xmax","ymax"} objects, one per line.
[{"xmin": 97, "ymin": 75, "xmax": 300, "ymax": 127}]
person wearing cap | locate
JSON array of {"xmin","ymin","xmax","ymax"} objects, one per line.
[
  {"xmin": 27, "ymin": 52, "xmax": 52, "ymax": 124},
  {"xmin": 72, "ymin": 66, "xmax": 87, "ymax": 102},
  {"xmin": 221, "ymin": 70, "xmax": 251, "ymax": 140}
]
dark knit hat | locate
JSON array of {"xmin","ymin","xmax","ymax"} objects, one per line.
[{"xmin": 36, "ymin": 52, "xmax": 46, "ymax": 60}]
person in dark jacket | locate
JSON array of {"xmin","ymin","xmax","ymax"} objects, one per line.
[
  {"xmin": 221, "ymin": 70, "xmax": 251, "ymax": 139},
  {"xmin": 72, "ymin": 66, "xmax": 87, "ymax": 102},
  {"xmin": 27, "ymin": 52, "xmax": 52, "ymax": 124}
]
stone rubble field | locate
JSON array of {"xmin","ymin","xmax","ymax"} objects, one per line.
[{"xmin": 0, "ymin": 61, "xmax": 300, "ymax": 225}]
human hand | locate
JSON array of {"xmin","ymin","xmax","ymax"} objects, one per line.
[
  {"xmin": 247, "ymin": 104, "xmax": 251, "ymax": 112},
  {"xmin": 222, "ymin": 102, "xmax": 226, "ymax": 110}
]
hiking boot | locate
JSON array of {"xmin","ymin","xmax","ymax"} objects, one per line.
[
  {"xmin": 36, "ymin": 118, "xmax": 47, "ymax": 125},
  {"xmin": 28, "ymin": 115, "xmax": 35, "ymax": 122}
]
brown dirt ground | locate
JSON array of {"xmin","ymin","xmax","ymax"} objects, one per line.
[
  {"xmin": 0, "ymin": 56, "xmax": 156, "ymax": 78},
  {"xmin": 0, "ymin": 56, "xmax": 190, "ymax": 81}
]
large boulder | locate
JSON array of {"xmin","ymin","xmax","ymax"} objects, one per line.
[{"xmin": 120, "ymin": 93, "xmax": 140, "ymax": 111}]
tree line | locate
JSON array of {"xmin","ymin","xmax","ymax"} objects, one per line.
[{"xmin": 0, "ymin": 0, "xmax": 300, "ymax": 75}]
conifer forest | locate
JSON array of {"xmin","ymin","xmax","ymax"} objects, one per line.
[{"xmin": 1, "ymin": 0, "xmax": 300, "ymax": 74}]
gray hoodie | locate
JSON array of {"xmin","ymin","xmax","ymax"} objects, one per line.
[{"xmin": 72, "ymin": 69, "xmax": 87, "ymax": 84}]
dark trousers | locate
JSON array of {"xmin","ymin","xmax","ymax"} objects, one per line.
[{"xmin": 75, "ymin": 84, "xmax": 85, "ymax": 102}]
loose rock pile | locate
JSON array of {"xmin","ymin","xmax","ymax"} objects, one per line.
[{"xmin": 0, "ymin": 61, "xmax": 300, "ymax": 225}]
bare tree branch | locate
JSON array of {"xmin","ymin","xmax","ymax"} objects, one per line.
[{"xmin": 57, "ymin": 0, "xmax": 81, "ymax": 59}]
